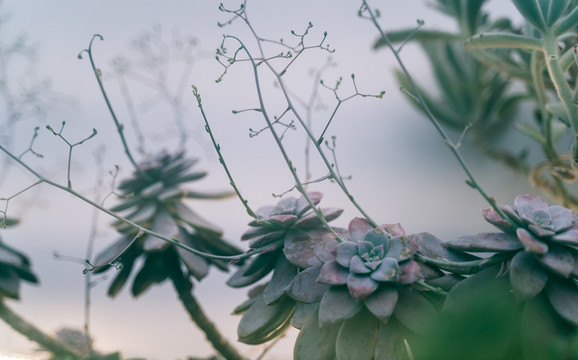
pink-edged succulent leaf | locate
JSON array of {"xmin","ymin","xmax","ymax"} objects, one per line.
[
  {"xmin": 383, "ymin": 223, "xmax": 405, "ymax": 237},
  {"xmin": 283, "ymin": 229, "xmax": 325, "ymax": 269},
  {"xmin": 393, "ymin": 287, "xmax": 436, "ymax": 335},
  {"xmin": 334, "ymin": 242, "xmax": 359, "ymax": 268},
  {"xmin": 363, "ymin": 286, "xmax": 398, "ymax": 322},
  {"xmin": 516, "ymin": 228, "xmax": 549, "ymax": 254},
  {"xmin": 263, "ymin": 256, "xmax": 298, "ymax": 305},
  {"xmin": 545, "ymin": 277, "xmax": 578, "ymax": 326},
  {"xmin": 348, "ymin": 217, "xmax": 374, "ymax": 242},
  {"xmin": 317, "ymin": 259, "xmax": 348, "ymax": 285},
  {"xmin": 347, "ymin": 273, "xmax": 379, "ymax": 300},
  {"xmin": 412, "ymin": 232, "xmax": 479, "ymax": 262},
  {"xmin": 447, "ymin": 232, "xmax": 523, "ymax": 252},
  {"xmin": 313, "ymin": 231, "xmax": 342, "ymax": 263},
  {"xmin": 295, "ymin": 192, "xmax": 323, "ymax": 216},
  {"xmin": 527, "ymin": 224, "xmax": 555, "ymax": 237},
  {"xmin": 287, "ymin": 265, "xmax": 329, "ymax": 303},
  {"xmin": 537, "ymin": 246, "xmax": 575, "ymax": 278},
  {"xmin": 318, "ymin": 286, "xmax": 363, "ymax": 326},
  {"xmin": 265, "ymin": 214, "xmax": 298, "ymax": 226},
  {"xmin": 335, "ymin": 309, "xmax": 379, "ymax": 360},
  {"xmin": 482, "ymin": 207, "xmax": 516, "ymax": 233},
  {"xmin": 398, "ymin": 260, "xmax": 423, "ymax": 284},
  {"xmin": 515, "ymin": 194, "xmax": 548, "ymax": 219},
  {"xmin": 253, "ymin": 205, "xmax": 277, "ymax": 219},
  {"xmin": 363, "ymin": 228, "xmax": 389, "ymax": 248},
  {"xmin": 509, "ymin": 250, "xmax": 548, "ymax": 301},
  {"xmin": 552, "ymin": 227, "xmax": 578, "ymax": 246},
  {"xmin": 548, "ymin": 205, "xmax": 575, "ymax": 231},
  {"xmin": 349, "ymin": 255, "xmax": 372, "ymax": 274},
  {"xmin": 275, "ymin": 196, "xmax": 298, "ymax": 214},
  {"xmin": 370, "ymin": 258, "xmax": 400, "ymax": 282}
]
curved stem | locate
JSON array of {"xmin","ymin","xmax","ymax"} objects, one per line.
[
  {"xmin": 0, "ymin": 300, "xmax": 83, "ymax": 359},
  {"xmin": 169, "ymin": 267, "xmax": 246, "ymax": 360}
]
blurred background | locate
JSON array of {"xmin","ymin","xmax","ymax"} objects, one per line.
[{"xmin": 0, "ymin": 0, "xmax": 533, "ymax": 359}]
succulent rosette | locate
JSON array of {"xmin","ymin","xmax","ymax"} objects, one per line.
[
  {"xmin": 444, "ymin": 194, "xmax": 578, "ymax": 333},
  {"xmin": 0, "ymin": 219, "xmax": 38, "ymax": 300},
  {"xmin": 287, "ymin": 218, "xmax": 439, "ymax": 360},
  {"xmin": 93, "ymin": 151, "xmax": 241, "ymax": 297},
  {"xmin": 228, "ymin": 192, "xmax": 343, "ymax": 344}
]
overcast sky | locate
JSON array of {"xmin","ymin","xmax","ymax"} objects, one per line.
[{"xmin": 0, "ymin": 1, "xmax": 530, "ymax": 359}]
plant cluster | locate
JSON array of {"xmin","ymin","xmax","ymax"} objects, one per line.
[{"xmin": 0, "ymin": 0, "xmax": 578, "ymax": 359}]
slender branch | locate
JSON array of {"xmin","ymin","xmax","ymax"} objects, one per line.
[
  {"xmin": 361, "ymin": 1, "xmax": 514, "ymax": 226},
  {"xmin": 169, "ymin": 267, "xmax": 246, "ymax": 360},
  {"xmin": 192, "ymin": 85, "xmax": 259, "ymax": 220},
  {"xmin": 78, "ymin": 34, "xmax": 149, "ymax": 179},
  {"xmin": 0, "ymin": 143, "xmax": 259, "ymax": 262},
  {"xmin": 0, "ymin": 300, "xmax": 83, "ymax": 359}
]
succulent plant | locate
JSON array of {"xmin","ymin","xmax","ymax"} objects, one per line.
[
  {"xmin": 0, "ymin": 218, "xmax": 38, "ymax": 300},
  {"xmin": 441, "ymin": 194, "xmax": 578, "ymax": 357},
  {"xmin": 228, "ymin": 192, "xmax": 343, "ymax": 344},
  {"xmin": 446, "ymin": 194, "xmax": 577, "ymax": 304},
  {"xmin": 286, "ymin": 217, "xmax": 439, "ymax": 360},
  {"xmin": 93, "ymin": 151, "xmax": 241, "ymax": 297}
]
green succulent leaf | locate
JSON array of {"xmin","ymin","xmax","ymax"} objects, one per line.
[
  {"xmin": 464, "ymin": 33, "xmax": 543, "ymax": 51},
  {"xmin": 287, "ymin": 266, "xmax": 328, "ymax": 304},
  {"xmin": 336, "ymin": 308, "xmax": 379, "ymax": 360},
  {"xmin": 374, "ymin": 319, "xmax": 410, "ymax": 360},
  {"xmin": 290, "ymin": 302, "xmax": 318, "ymax": 330},
  {"xmin": 516, "ymin": 123, "xmax": 547, "ymax": 145},
  {"xmin": 0, "ymin": 269, "xmax": 20, "ymax": 299},
  {"xmin": 263, "ymin": 256, "xmax": 298, "ymax": 305},
  {"xmin": 237, "ymin": 294, "xmax": 294, "ymax": 345},
  {"xmin": 512, "ymin": 0, "xmax": 570, "ymax": 32},
  {"xmin": 294, "ymin": 309, "xmax": 339, "ymax": 360}
]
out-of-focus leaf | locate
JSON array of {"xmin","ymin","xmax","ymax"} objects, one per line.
[
  {"xmin": 374, "ymin": 318, "xmax": 409, "ymax": 360},
  {"xmin": 131, "ymin": 253, "xmax": 169, "ymax": 297},
  {"xmin": 537, "ymin": 246, "xmax": 575, "ymax": 278},
  {"xmin": 143, "ymin": 208, "xmax": 178, "ymax": 251},
  {"xmin": 93, "ymin": 236, "xmax": 137, "ymax": 272},
  {"xmin": 227, "ymin": 250, "xmax": 279, "ymax": 288},
  {"xmin": 177, "ymin": 229, "xmax": 209, "ymax": 281},
  {"xmin": 174, "ymin": 202, "xmax": 222, "ymax": 236},
  {"xmin": 516, "ymin": 123, "xmax": 547, "ymax": 145},
  {"xmin": 336, "ymin": 308, "xmax": 379, "ymax": 360},
  {"xmin": 0, "ymin": 269, "xmax": 20, "ymax": 299},
  {"xmin": 447, "ymin": 232, "xmax": 522, "ymax": 252},
  {"xmin": 545, "ymin": 277, "xmax": 578, "ymax": 326},
  {"xmin": 294, "ymin": 309, "xmax": 339, "ymax": 360},
  {"xmin": 393, "ymin": 287, "xmax": 436, "ymax": 334}
]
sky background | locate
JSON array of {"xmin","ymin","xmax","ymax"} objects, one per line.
[{"xmin": 0, "ymin": 1, "xmax": 533, "ymax": 359}]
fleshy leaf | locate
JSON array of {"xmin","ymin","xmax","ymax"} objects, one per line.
[
  {"xmin": 363, "ymin": 286, "xmax": 398, "ymax": 322},
  {"xmin": 319, "ymin": 286, "xmax": 363, "ymax": 326},
  {"xmin": 393, "ymin": 287, "xmax": 436, "ymax": 335},
  {"xmin": 370, "ymin": 258, "xmax": 400, "ymax": 282},
  {"xmin": 514, "ymin": 194, "xmax": 548, "ymax": 219},
  {"xmin": 349, "ymin": 255, "xmax": 371, "ymax": 274},
  {"xmin": 288, "ymin": 266, "xmax": 329, "ymax": 303},
  {"xmin": 336, "ymin": 309, "xmax": 379, "ymax": 360},
  {"xmin": 516, "ymin": 228, "xmax": 549, "ymax": 254},
  {"xmin": 347, "ymin": 273, "xmax": 379, "ymax": 300},
  {"xmin": 291, "ymin": 302, "xmax": 318, "ymax": 330},
  {"xmin": 263, "ymin": 256, "xmax": 298, "ymax": 305},
  {"xmin": 374, "ymin": 319, "xmax": 409, "ymax": 360},
  {"xmin": 294, "ymin": 308, "xmax": 339, "ymax": 360},
  {"xmin": 284, "ymin": 229, "xmax": 325, "ymax": 268},
  {"xmin": 447, "ymin": 232, "xmax": 522, "ymax": 252},
  {"xmin": 552, "ymin": 228, "xmax": 578, "ymax": 246},
  {"xmin": 364, "ymin": 228, "xmax": 389, "ymax": 248},
  {"xmin": 383, "ymin": 223, "xmax": 405, "ymax": 237},
  {"xmin": 509, "ymin": 251, "xmax": 548, "ymax": 301},
  {"xmin": 398, "ymin": 260, "xmax": 423, "ymax": 284},
  {"xmin": 317, "ymin": 259, "xmax": 349, "ymax": 285},
  {"xmin": 548, "ymin": 205, "xmax": 574, "ymax": 231},
  {"xmin": 482, "ymin": 207, "xmax": 515, "ymax": 233},
  {"xmin": 348, "ymin": 217, "xmax": 374, "ymax": 242},
  {"xmin": 334, "ymin": 242, "xmax": 359, "ymax": 268},
  {"xmin": 295, "ymin": 191, "xmax": 323, "ymax": 216},
  {"xmin": 537, "ymin": 246, "xmax": 575, "ymax": 278}
]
